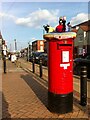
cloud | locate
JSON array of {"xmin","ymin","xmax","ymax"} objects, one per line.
[
  {"xmin": 0, "ymin": 12, "xmax": 16, "ymax": 21},
  {"xmin": 0, "ymin": 9, "xmax": 59, "ymax": 28},
  {"xmin": 15, "ymin": 9, "xmax": 59, "ymax": 28},
  {"xmin": 31, "ymin": 37, "xmax": 36, "ymax": 40},
  {"xmin": 70, "ymin": 13, "xmax": 88, "ymax": 26},
  {"xmin": 1, "ymin": 10, "xmax": 89, "ymax": 29}
]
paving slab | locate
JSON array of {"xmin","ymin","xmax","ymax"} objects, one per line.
[{"xmin": 2, "ymin": 60, "xmax": 89, "ymax": 119}]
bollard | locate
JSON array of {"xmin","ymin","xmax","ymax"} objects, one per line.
[
  {"xmin": 80, "ymin": 65, "xmax": 87, "ymax": 106},
  {"xmin": 32, "ymin": 56, "xmax": 35, "ymax": 73},
  {"xmin": 3, "ymin": 56, "xmax": 6, "ymax": 73},
  {"xmin": 39, "ymin": 58, "xmax": 42, "ymax": 78}
]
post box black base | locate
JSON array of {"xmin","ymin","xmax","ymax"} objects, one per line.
[{"xmin": 48, "ymin": 91, "xmax": 73, "ymax": 114}]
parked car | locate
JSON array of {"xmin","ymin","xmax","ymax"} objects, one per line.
[
  {"xmin": 28, "ymin": 55, "xmax": 33, "ymax": 62},
  {"xmin": 74, "ymin": 53, "xmax": 90, "ymax": 78},
  {"xmin": 44, "ymin": 56, "xmax": 48, "ymax": 66},
  {"xmin": 31, "ymin": 52, "xmax": 44, "ymax": 63},
  {"xmin": 39, "ymin": 53, "xmax": 48, "ymax": 66}
]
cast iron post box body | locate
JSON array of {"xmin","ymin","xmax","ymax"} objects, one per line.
[{"xmin": 43, "ymin": 32, "xmax": 76, "ymax": 114}]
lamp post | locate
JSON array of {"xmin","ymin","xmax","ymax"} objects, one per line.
[
  {"xmin": 2, "ymin": 40, "xmax": 7, "ymax": 73},
  {"xmin": 14, "ymin": 39, "xmax": 17, "ymax": 52},
  {"xmin": 10, "ymin": 43, "xmax": 12, "ymax": 52},
  {"xmin": 28, "ymin": 42, "xmax": 30, "ymax": 61}
]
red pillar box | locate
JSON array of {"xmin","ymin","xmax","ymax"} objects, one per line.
[{"xmin": 43, "ymin": 32, "xmax": 76, "ymax": 114}]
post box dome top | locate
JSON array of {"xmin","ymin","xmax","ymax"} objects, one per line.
[{"xmin": 43, "ymin": 32, "xmax": 76, "ymax": 41}]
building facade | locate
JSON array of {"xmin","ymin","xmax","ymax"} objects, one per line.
[
  {"xmin": 73, "ymin": 20, "xmax": 90, "ymax": 57},
  {"xmin": 0, "ymin": 32, "xmax": 3, "ymax": 59},
  {"xmin": 44, "ymin": 40, "xmax": 47, "ymax": 53},
  {"xmin": 32, "ymin": 40, "xmax": 45, "ymax": 52},
  {"xmin": 74, "ymin": 26, "xmax": 90, "ymax": 57}
]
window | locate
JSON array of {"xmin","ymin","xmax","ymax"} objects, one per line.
[
  {"xmin": 40, "ymin": 41, "xmax": 43, "ymax": 45},
  {"xmin": 78, "ymin": 47, "xmax": 83, "ymax": 55},
  {"xmin": 40, "ymin": 46, "xmax": 43, "ymax": 50},
  {"xmin": 84, "ymin": 32, "xmax": 86, "ymax": 38}
]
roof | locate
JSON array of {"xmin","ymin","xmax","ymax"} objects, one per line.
[
  {"xmin": 32, "ymin": 40, "xmax": 45, "ymax": 43},
  {"xmin": 72, "ymin": 20, "xmax": 90, "ymax": 28},
  {"xmin": 80, "ymin": 25, "xmax": 90, "ymax": 31},
  {"xmin": 71, "ymin": 20, "xmax": 90, "ymax": 32},
  {"xmin": 71, "ymin": 28, "xmax": 78, "ymax": 33}
]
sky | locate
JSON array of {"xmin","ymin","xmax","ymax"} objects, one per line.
[{"xmin": 0, "ymin": 2, "xmax": 89, "ymax": 51}]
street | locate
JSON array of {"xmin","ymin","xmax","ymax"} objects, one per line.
[{"xmin": 1, "ymin": 59, "xmax": 89, "ymax": 119}]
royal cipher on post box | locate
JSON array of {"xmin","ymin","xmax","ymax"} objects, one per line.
[{"xmin": 43, "ymin": 32, "xmax": 76, "ymax": 114}]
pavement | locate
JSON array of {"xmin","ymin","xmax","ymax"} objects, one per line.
[
  {"xmin": 1, "ymin": 59, "xmax": 90, "ymax": 119},
  {"xmin": 17, "ymin": 58, "xmax": 90, "ymax": 100}
]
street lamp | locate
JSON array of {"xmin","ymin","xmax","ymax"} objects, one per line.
[
  {"xmin": 14, "ymin": 39, "xmax": 17, "ymax": 52},
  {"xmin": 28, "ymin": 42, "xmax": 30, "ymax": 61},
  {"xmin": 2, "ymin": 40, "xmax": 7, "ymax": 73}
]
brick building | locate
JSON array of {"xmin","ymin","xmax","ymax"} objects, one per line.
[
  {"xmin": 32, "ymin": 40, "xmax": 45, "ymax": 52},
  {"xmin": 44, "ymin": 40, "xmax": 47, "ymax": 53}
]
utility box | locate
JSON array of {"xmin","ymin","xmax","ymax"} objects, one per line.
[{"xmin": 43, "ymin": 32, "xmax": 76, "ymax": 114}]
